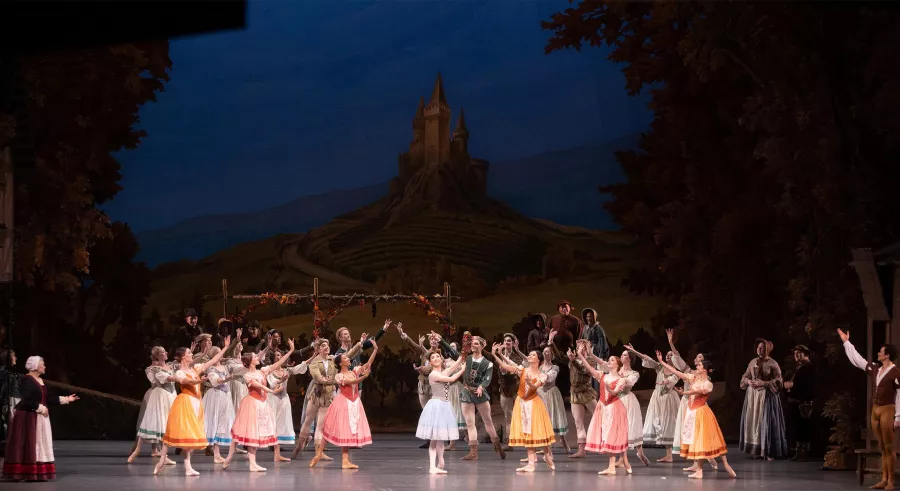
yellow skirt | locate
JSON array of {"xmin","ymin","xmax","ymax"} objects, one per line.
[
  {"xmin": 162, "ymin": 394, "xmax": 207, "ymax": 449},
  {"xmin": 680, "ymin": 405, "xmax": 727, "ymax": 460},
  {"xmin": 509, "ymin": 396, "xmax": 556, "ymax": 448}
]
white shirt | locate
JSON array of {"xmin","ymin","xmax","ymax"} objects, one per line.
[{"xmin": 844, "ymin": 340, "xmax": 900, "ymax": 421}]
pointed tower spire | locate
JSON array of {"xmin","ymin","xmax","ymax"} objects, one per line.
[
  {"xmin": 430, "ymin": 71, "xmax": 447, "ymax": 105},
  {"xmin": 455, "ymin": 108, "xmax": 468, "ymax": 133}
]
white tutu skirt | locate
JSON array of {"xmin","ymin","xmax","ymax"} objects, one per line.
[
  {"xmin": 416, "ymin": 399, "xmax": 460, "ymax": 441},
  {"xmin": 136, "ymin": 388, "xmax": 176, "ymax": 442},
  {"xmin": 620, "ymin": 392, "xmax": 644, "ymax": 449},
  {"xmin": 202, "ymin": 388, "xmax": 235, "ymax": 445}
]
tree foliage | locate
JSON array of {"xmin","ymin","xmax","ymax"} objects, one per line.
[
  {"xmin": 4, "ymin": 42, "xmax": 170, "ymax": 389},
  {"xmin": 543, "ymin": 1, "xmax": 900, "ymax": 425}
]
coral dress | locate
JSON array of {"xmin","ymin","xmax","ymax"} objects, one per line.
[
  {"xmin": 162, "ymin": 365, "xmax": 208, "ymax": 449},
  {"xmin": 321, "ymin": 368, "xmax": 373, "ymax": 447},
  {"xmin": 508, "ymin": 368, "xmax": 556, "ymax": 448},
  {"xmin": 230, "ymin": 370, "xmax": 277, "ymax": 448},
  {"xmin": 680, "ymin": 375, "xmax": 728, "ymax": 460},
  {"xmin": 585, "ymin": 374, "xmax": 628, "ymax": 454}
]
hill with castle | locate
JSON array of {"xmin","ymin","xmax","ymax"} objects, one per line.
[{"xmin": 144, "ymin": 74, "xmax": 661, "ymax": 341}]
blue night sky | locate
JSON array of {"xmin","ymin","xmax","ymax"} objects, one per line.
[{"xmin": 104, "ymin": 0, "xmax": 652, "ymax": 233}]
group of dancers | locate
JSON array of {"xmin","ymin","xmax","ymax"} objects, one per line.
[{"xmin": 1, "ymin": 300, "xmax": 836, "ymax": 483}]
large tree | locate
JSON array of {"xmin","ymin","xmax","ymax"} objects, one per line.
[
  {"xmin": 2, "ymin": 42, "xmax": 170, "ymax": 387},
  {"xmin": 543, "ymin": 1, "xmax": 900, "ymax": 425}
]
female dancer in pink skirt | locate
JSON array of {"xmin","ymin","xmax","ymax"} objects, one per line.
[
  {"xmin": 576, "ymin": 350, "xmax": 630, "ymax": 476},
  {"xmin": 320, "ymin": 340, "xmax": 379, "ymax": 469},
  {"xmin": 222, "ymin": 339, "xmax": 295, "ymax": 472}
]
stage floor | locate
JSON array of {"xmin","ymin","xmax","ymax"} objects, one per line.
[{"xmin": 3, "ymin": 435, "xmax": 861, "ymax": 489}]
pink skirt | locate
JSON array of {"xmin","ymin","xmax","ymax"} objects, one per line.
[
  {"xmin": 585, "ymin": 398, "xmax": 628, "ymax": 454},
  {"xmin": 230, "ymin": 395, "xmax": 277, "ymax": 448},
  {"xmin": 321, "ymin": 393, "xmax": 373, "ymax": 447}
]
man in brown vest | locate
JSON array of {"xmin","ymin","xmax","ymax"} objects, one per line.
[{"xmin": 839, "ymin": 328, "xmax": 900, "ymax": 490}]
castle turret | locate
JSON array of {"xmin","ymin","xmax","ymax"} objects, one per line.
[
  {"xmin": 424, "ymin": 72, "xmax": 451, "ymax": 166},
  {"xmin": 409, "ymin": 96, "xmax": 425, "ymax": 162},
  {"xmin": 452, "ymin": 107, "xmax": 469, "ymax": 156}
]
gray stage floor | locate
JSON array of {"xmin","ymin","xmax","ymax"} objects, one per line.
[{"xmin": 2, "ymin": 435, "xmax": 863, "ymax": 489}]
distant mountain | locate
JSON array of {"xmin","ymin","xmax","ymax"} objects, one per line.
[{"xmin": 134, "ymin": 134, "xmax": 638, "ymax": 266}]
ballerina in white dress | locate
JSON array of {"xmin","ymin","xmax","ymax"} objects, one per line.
[
  {"xmin": 625, "ymin": 344, "xmax": 680, "ymax": 462},
  {"xmin": 416, "ymin": 351, "xmax": 465, "ymax": 474}
]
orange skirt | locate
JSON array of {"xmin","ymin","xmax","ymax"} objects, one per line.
[
  {"xmin": 509, "ymin": 396, "xmax": 555, "ymax": 448},
  {"xmin": 162, "ymin": 394, "xmax": 208, "ymax": 449},
  {"xmin": 679, "ymin": 404, "xmax": 727, "ymax": 460}
]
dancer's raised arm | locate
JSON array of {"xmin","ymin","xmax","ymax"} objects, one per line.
[{"xmin": 263, "ymin": 339, "xmax": 296, "ymax": 373}]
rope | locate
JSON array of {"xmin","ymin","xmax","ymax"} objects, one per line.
[{"xmin": 44, "ymin": 380, "xmax": 141, "ymax": 407}]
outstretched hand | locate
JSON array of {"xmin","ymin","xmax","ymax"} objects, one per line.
[
  {"xmin": 837, "ymin": 328, "xmax": 850, "ymax": 343},
  {"xmin": 384, "ymin": 319, "xmax": 392, "ymax": 330},
  {"xmin": 655, "ymin": 350, "xmax": 664, "ymax": 362},
  {"xmin": 666, "ymin": 328, "xmax": 674, "ymax": 341}
]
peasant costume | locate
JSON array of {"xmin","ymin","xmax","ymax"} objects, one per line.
[
  {"xmin": 617, "ymin": 368, "xmax": 644, "ymax": 449},
  {"xmin": 161, "ymin": 365, "xmax": 208, "ymax": 450},
  {"xmin": 508, "ymin": 368, "xmax": 555, "ymax": 448},
  {"xmin": 670, "ymin": 353, "xmax": 696, "ymax": 454},
  {"xmin": 230, "ymin": 370, "xmax": 277, "ymax": 448},
  {"xmin": 679, "ymin": 375, "xmax": 727, "ymax": 460},
  {"xmin": 641, "ymin": 357, "xmax": 680, "ymax": 445},
  {"xmin": 585, "ymin": 373, "xmax": 628, "ymax": 454},
  {"xmin": 202, "ymin": 365, "xmax": 235, "ymax": 446},
  {"xmin": 444, "ymin": 358, "xmax": 467, "ymax": 430},
  {"xmin": 2, "ymin": 373, "xmax": 73, "ymax": 481},
  {"xmin": 136, "ymin": 365, "xmax": 177, "ymax": 442},
  {"xmin": 321, "ymin": 367, "xmax": 373, "ymax": 447},
  {"xmin": 538, "ymin": 363, "xmax": 568, "ymax": 437},
  {"xmin": 266, "ymin": 363, "xmax": 308, "ymax": 445},
  {"xmin": 416, "ymin": 371, "xmax": 460, "ymax": 441},
  {"xmin": 738, "ymin": 339, "xmax": 789, "ymax": 459}
]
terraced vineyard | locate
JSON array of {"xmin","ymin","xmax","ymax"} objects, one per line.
[{"xmin": 328, "ymin": 214, "xmax": 547, "ymax": 280}]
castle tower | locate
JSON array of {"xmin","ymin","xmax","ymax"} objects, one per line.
[
  {"xmin": 409, "ymin": 96, "xmax": 425, "ymax": 162},
  {"xmin": 452, "ymin": 107, "xmax": 469, "ymax": 156},
  {"xmin": 424, "ymin": 72, "xmax": 451, "ymax": 166}
]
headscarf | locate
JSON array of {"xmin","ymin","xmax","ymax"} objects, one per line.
[{"xmin": 25, "ymin": 355, "xmax": 42, "ymax": 371}]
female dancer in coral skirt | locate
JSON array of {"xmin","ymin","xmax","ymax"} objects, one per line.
[
  {"xmin": 222, "ymin": 339, "xmax": 295, "ymax": 472},
  {"xmin": 654, "ymin": 350, "xmax": 736, "ymax": 479},
  {"xmin": 577, "ymin": 350, "xmax": 630, "ymax": 475},
  {"xmin": 155, "ymin": 336, "xmax": 231, "ymax": 476},
  {"xmin": 320, "ymin": 340, "xmax": 379, "ymax": 469},
  {"xmin": 416, "ymin": 351, "xmax": 465, "ymax": 474},
  {"xmin": 491, "ymin": 344, "xmax": 556, "ymax": 473}
]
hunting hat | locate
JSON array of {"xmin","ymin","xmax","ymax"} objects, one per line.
[
  {"xmin": 557, "ymin": 300, "xmax": 572, "ymax": 309},
  {"xmin": 792, "ymin": 344, "xmax": 810, "ymax": 355},
  {"xmin": 184, "ymin": 308, "xmax": 198, "ymax": 318},
  {"xmin": 194, "ymin": 333, "xmax": 212, "ymax": 343}
]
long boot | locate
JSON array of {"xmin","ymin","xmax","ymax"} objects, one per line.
[
  {"xmin": 461, "ymin": 442, "xmax": 479, "ymax": 461},
  {"xmin": 569, "ymin": 441, "xmax": 587, "ymax": 459},
  {"xmin": 291, "ymin": 433, "xmax": 308, "ymax": 459},
  {"xmin": 492, "ymin": 437, "xmax": 507, "ymax": 460},
  {"xmin": 309, "ymin": 442, "xmax": 324, "ymax": 468}
]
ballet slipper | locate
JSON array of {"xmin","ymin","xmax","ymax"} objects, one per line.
[
  {"xmin": 249, "ymin": 464, "xmax": 267, "ymax": 472},
  {"xmin": 624, "ymin": 462, "xmax": 632, "ymax": 474},
  {"xmin": 598, "ymin": 467, "xmax": 616, "ymax": 475},
  {"xmin": 709, "ymin": 459, "xmax": 718, "ymax": 470},
  {"xmin": 544, "ymin": 453, "xmax": 555, "ymax": 470},
  {"xmin": 515, "ymin": 464, "xmax": 535, "ymax": 473},
  {"xmin": 688, "ymin": 471, "xmax": 703, "ymax": 479},
  {"xmin": 184, "ymin": 467, "xmax": 199, "ymax": 477},
  {"xmin": 153, "ymin": 461, "xmax": 164, "ymax": 475},
  {"xmin": 429, "ymin": 467, "xmax": 447, "ymax": 474},
  {"xmin": 725, "ymin": 465, "xmax": 737, "ymax": 479}
]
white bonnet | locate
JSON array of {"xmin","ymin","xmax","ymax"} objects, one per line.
[{"xmin": 25, "ymin": 355, "xmax": 43, "ymax": 371}]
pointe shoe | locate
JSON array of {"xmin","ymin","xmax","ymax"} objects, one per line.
[
  {"xmin": 321, "ymin": 453, "xmax": 333, "ymax": 461},
  {"xmin": 515, "ymin": 464, "xmax": 535, "ymax": 473},
  {"xmin": 725, "ymin": 465, "xmax": 737, "ymax": 479},
  {"xmin": 222, "ymin": 459, "xmax": 232, "ymax": 470},
  {"xmin": 185, "ymin": 467, "xmax": 200, "ymax": 476},
  {"xmin": 429, "ymin": 467, "xmax": 447, "ymax": 474},
  {"xmin": 153, "ymin": 462, "xmax": 163, "ymax": 475},
  {"xmin": 341, "ymin": 456, "xmax": 359, "ymax": 470},
  {"xmin": 688, "ymin": 471, "xmax": 703, "ymax": 479},
  {"xmin": 544, "ymin": 454, "xmax": 555, "ymax": 470},
  {"xmin": 213, "ymin": 457, "xmax": 225, "ymax": 464},
  {"xmin": 625, "ymin": 463, "xmax": 632, "ymax": 474},
  {"xmin": 598, "ymin": 468, "xmax": 616, "ymax": 475},
  {"xmin": 638, "ymin": 452, "xmax": 650, "ymax": 466},
  {"xmin": 275, "ymin": 455, "xmax": 291, "ymax": 462},
  {"xmin": 249, "ymin": 464, "xmax": 267, "ymax": 472},
  {"xmin": 127, "ymin": 453, "xmax": 138, "ymax": 464},
  {"xmin": 709, "ymin": 460, "xmax": 719, "ymax": 470},
  {"xmin": 164, "ymin": 457, "xmax": 176, "ymax": 466},
  {"xmin": 309, "ymin": 442, "xmax": 324, "ymax": 468}
]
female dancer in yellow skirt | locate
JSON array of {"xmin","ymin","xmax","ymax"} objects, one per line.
[
  {"xmin": 653, "ymin": 350, "xmax": 737, "ymax": 479},
  {"xmin": 154, "ymin": 336, "xmax": 232, "ymax": 476},
  {"xmin": 491, "ymin": 343, "xmax": 555, "ymax": 472}
]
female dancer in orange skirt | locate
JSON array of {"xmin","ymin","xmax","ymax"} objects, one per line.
[
  {"xmin": 491, "ymin": 343, "xmax": 555, "ymax": 473},
  {"xmin": 222, "ymin": 338, "xmax": 295, "ymax": 472},
  {"xmin": 654, "ymin": 350, "xmax": 737, "ymax": 479},
  {"xmin": 154, "ymin": 336, "xmax": 231, "ymax": 476},
  {"xmin": 319, "ymin": 340, "xmax": 378, "ymax": 469},
  {"xmin": 576, "ymin": 350, "xmax": 630, "ymax": 475}
]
